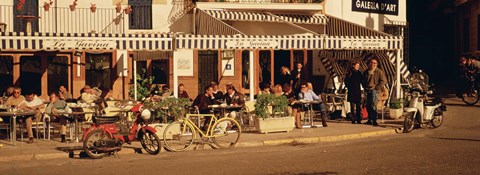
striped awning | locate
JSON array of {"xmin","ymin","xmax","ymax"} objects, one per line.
[
  {"xmin": 175, "ymin": 34, "xmax": 323, "ymax": 50},
  {"xmin": 324, "ymin": 36, "xmax": 403, "ymax": 50},
  {"xmin": 325, "ymin": 14, "xmax": 391, "ymax": 37},
  {"xmin": 203, "ymin": 10, "xmax": 328, "ymax": 25},
  {"xmin": 0, "ymin": 32, "xmax": 173, "ymax": 51}
]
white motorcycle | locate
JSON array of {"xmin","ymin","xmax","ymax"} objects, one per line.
[{"xmin": 403, "ymin": 71, "xmax": 447, "ymax": 133}]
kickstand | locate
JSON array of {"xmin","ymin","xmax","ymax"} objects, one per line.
[{"xmin": 112, "ymin": 151, "xmax": 120, "ymax": 158}]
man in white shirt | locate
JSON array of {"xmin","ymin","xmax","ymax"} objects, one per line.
[
  {"xmin": 81, "ymin": 85, "xmax": 99, "ymax": 103},
  {"xmin": 18, "ymin": 92, "xmax": 45, "ymax": 144}
]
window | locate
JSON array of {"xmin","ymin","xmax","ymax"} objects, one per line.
[
  {"xmin": 20, "ymin": 56, "xmax": 42, "ymax": 95},
  {"xmin": 129, "ymin": 0, "xmax": 152, "ymax": 29},
  {"xmin": 242, "ymin": 51, "xmax": 250, "ymax": 90},
  {"xmin": 0, "ymin": 56, "xmax": 13, "ymax": 94},
  {"xmin": 48, "ymin": 56, "xmax": 69, "ymax": 94},
  {"xmin": 464, "ymin": 18, "xmax": 470, "ymax": 53},
  {"xmin": 86, "ymin": 53, "xmax": 112, "ymax": 91},
  {"xmin": 477, "ymin": 15, "xmax": 480, "ymax": 51},
  {"xmin": 151, "ymin": 60, "xmax": 169, "ymax": 85},
  {"xmin": 13, "ymin": 0, "xmax": 39, "ymax": 32}
]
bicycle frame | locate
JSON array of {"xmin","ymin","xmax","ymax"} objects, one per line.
[{"xmin": 179, "ymin": 114, "xmax": 221, "ymax": 139}]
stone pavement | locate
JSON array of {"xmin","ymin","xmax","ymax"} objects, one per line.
[{"xmin": 0, "ymin": 119, "xmax": 403, "ymax": 162}]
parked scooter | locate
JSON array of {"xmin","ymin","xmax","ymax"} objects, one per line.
[
  {"xmin": 403, "ymin": 71, "xmax": 447, "ymax": 133},
  {"xmin": 82, "ymin": 103, "xmax": 161, "ymax": 159}
]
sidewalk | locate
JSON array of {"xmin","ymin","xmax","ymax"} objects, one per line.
[{"xmin": 0, "ymin": 119, "xmax": 403, "ymax": 162}]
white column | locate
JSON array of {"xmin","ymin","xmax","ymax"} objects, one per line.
[
  {"xmin": 396, "ymin": 49, "xmax": 401, "ymax": 99},
  {"xmin": 133, "ymin": 60, "xmax": 137, "ymax": 101},
  {"xmin": 249, "ymin": 50, "xmax": 255, "ymax": 101},
  {"xmin": 173, "ymin": 53, "xmax": 178, "ymax": 98}
]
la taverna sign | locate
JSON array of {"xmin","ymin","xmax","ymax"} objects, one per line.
[
  {"xmin": 226, "ymin": 40, "xmax": 279, "ymax": 48},
  {"xmin": 43, "ymin": 40, "xmax": 117, "ymax": 49},
  {"xmin": 343, "ymin": 40, "xmax": 388, "ymax": 49}
]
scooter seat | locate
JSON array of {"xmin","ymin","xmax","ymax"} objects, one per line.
[{"xmin": 93, "ymin": 115, "xmax": 121, "ymax": 124}]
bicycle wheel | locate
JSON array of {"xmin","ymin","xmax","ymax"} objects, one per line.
[
  {"xmin": 139, "ymin": 130, "xmax": 161, "ymax": 155},
  {"xmin": 403, "ymin": 112, "xmax": 415, "ymax": 133},
  {"xmin": 163, "ymin": 121, "xmax": 195, "ymax": 152},
  {"xmin": 83, "ymin": 129, "xmax": 111, "ymax": 159},
  {"xmin": 212, "ymin": 118, "xmax": 241, "ymax": 149},
  {"xmin": 462, "ymin": 89, "xmax": 479, "ymax": 105}
]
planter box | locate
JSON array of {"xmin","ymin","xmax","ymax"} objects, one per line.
[
  {"xmin": 151, "ymin": 123, "xmax": 180, "ymax": 139},
  {"xmin": 389, "ymin": 108, "xmax": 403, "ymax": 119},
  {"xmin": 255, "ymin": 117, "xmax": 295, "ymax": 134}
]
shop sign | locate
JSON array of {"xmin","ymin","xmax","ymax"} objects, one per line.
[
  {"xmin": 226, "ymin": 40, "xmax": 279, "ymax": 48},
  {"xmin": 352, "ymin": 0, "xmax": 398, "ymax": 15},
  {"xmin": 343, "ymin": 40, "xmax": 388, "ymax": 49},
  {"xmin": 43, "ymin": 40, "xmax": 117, "ymax": 49}
]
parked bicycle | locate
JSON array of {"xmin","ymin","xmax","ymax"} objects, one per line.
[
  {"xmin": 162, "ymin": 113, "xmax": 241, "ymax": 152},
  {"xmin": 462, "ymin": 74, "xmax": 479, "ymax": 105},
  {"xmin": 82, "ymin": 103, "xmax": 161, "ymax": 159}
]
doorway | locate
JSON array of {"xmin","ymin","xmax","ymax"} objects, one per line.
[
  {"xmin": 198, "ymin": 51, "xmax": 218, "ymax": 94},
  {"xmin": 273, "ymin": 50, "xmax": 291, "ymax": 86},
  {"xmin": 19, "ymin": 56, "xmax": 43, "ymax": 95}
]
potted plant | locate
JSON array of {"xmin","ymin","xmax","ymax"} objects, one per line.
[
  {"xmin": 124, "ymin": 5, "xmax": 132, "ymax": 14},
  {"xmin": 43, "ymin": 0, "xmax": 53, "ymax": 11},
  {"xmin": 90, "ymin": 3, "xmax": 97, "ymax": 13},
  {"xmin": 115, "ymin": 3, "xmax": 122, "ymax": 13},
  {"xmin": 69, "ymin": 0, "xmax": 77, "ymax": 11},
  {"xmin": 254, "ymin": 94, "xmax": 294, "ymax": 134},
  {"xmin": 389, "ymin": 99, "xmax": 404, "ymax": 119}
]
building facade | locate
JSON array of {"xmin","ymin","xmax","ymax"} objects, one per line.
[
  {"xmin": 0, "ymin": 0, "xmax": 409, "ymax": 100},
  {"xmin": 455, "ymin": 0, "xmax": 480, "ymax": 58}
]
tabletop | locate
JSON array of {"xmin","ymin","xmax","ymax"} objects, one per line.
[{"xmin": 0, "ymin": 111, "xmax": 36, "ymax": 117}]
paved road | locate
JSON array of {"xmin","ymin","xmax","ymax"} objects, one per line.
[{"xmin": 2, "ymin": 98, "xmax": 480, "ymax": 175}]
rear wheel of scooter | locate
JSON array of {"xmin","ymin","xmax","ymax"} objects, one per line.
[
  {"xmin": 462, "ymin": 89, "xmax": 479, "ymax": 105},
  {"xmin": 403, "ymin": 112, "xmax": 415, "ymax": 133},
  {"xmin": 431, "ymin": 109, "xmax": 444, "ymax": 128},
  {"xmin": 139, "ymin": 130, "xmax": 161, "ymax": 155},
  {"xmin": 83, "ymin": 129, "xmax": 111, "ymax": 159}
]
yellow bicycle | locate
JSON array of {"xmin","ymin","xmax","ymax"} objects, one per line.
[{"xmin": 162, "ymin": 113, "xmax": 241, "ymax": 152}]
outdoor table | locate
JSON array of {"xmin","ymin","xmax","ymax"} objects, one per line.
[
  {"xmin": 58, "ymin": 111, "xmax": 96, "ymax": 143},
  {"xmin": 296, "ymin": 100, "xmax": 322, "ymax": 128},
  {"xmin": 0, "ymin": 110, "xmax": 36, "ymax": 145},
  {"xmin": 208, "ymin": 105, "xmax": 243, "ymax": 119}
]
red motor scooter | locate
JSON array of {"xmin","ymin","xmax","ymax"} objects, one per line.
[{"xmin": 82, "ymin": 104, "xmax": 161, "ymax": 159}]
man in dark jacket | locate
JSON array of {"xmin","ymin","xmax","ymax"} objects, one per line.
[
  {"xmin": 223, "ymin": 84, "xmax": 245, "ymax": 119},
  {"xmin": 291, "ymin": 62, "xmax": 307, "ymax": 93},
  {"xmin": 362, "ymin": 58, "xmax": 387, "ymax": 126}
]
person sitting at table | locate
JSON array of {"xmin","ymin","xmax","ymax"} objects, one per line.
[
  {"xmin": 210, "ymin": 81, "xmax": 224, "ymax": 101},
  {"xmin": 1, "ymin": 86, "xmax": 14, "ymax": 102},
  {"xmin": 45, "ymin": 92, "xmax": 71, "ymax": 143},
  {"xmin": 259, "ymin": 82, "xmax": 272, "ymax": 95},
  {"xmin": 193, "ymin": 86, "xmax": 218, "ymax": 131},
  {"xmin": 223, "ymin": 84, "xmax": 245, "ymax": 119},
  {"xmin": 273, "ymin": 84, "xmax": 284, "ymax": 96},
  {"xmin": 297, "ymin": 83, "xmax": 327, "ymax": 127},
  {"xmin": 3, "ymin": 87, "xmax": 25, "ymax": 124},
  {"xmin": 58, "ymin": 85, "xmax": 73, "ymax": 101},
  {"xmin": 283, "ymin": 84, "xmax": 297, "ymax": 118},
  {"xmin": 17, "ymin": 91, "xmax": 45, "ymax": 144},
  {"xmin": 178, "ymin": 84, "xmax": 190, "ymax": 100},
  {"xmin": 80, "ymin": 85, "xmax": 99, "ymax": 103}
]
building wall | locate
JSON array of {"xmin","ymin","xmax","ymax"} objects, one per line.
[
  {"xmin": 325, "ymin": 0, "xmax": 407, "ymax": 31},
  {"xmin": 456, "ymin": 0, "xmax": 480, "ymax": 56}
]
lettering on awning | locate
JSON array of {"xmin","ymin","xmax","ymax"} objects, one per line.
[
  {"xmin": 352, "ymin": 0, "xmax": 399, "ymax": 15},
  {"xmin": 43, "ymin": 40, "xmax": 117, "ymax": 49},
  {"xmin": 226, "ymin": 40, "xmax": 279, "ymax": 48},
  {"xmin": 343, "ymin": 40, "xmax": 388, "ymax": 49}
]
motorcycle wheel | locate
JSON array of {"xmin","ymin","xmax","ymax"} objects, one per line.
[
  {"xmin": 403, "ymin": 112, "xmax": 415, "ymax": 133},
  {"xmin": 83, "ymin": 129, "xmax": 111, "ymax": 159},
  {"xmin": 431, "ymin": 109, "xmax": 444, "ymax": 128},
  {"xmin": 462, "ymin": 90, "xmax": 479, "ymax": 105},
  {"xmin": 212, "ymin": 118, "xmax": 241, "ymax": 149},
  {"xmin": 139, "ymin": 130, "xmax": 161, "ymax": 155}
]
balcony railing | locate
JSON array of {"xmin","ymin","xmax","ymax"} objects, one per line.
[
  {"xmin": 195, "ymin": 0, "xmax": 324, "ymax": 3},
  {"xmin": 0, "ymin": 5, "xmax": 127, "ymax": 34}
]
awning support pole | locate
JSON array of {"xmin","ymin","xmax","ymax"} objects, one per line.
[
  {"xmin": 133, "ymin": 60, "xmax": 137, "ymax": 101},
  {"xmin": 173, "ymin": 52, "xmax": 178, "ymax": 98},
  {"xmin": 249, "ymin": 50, "xmax": 255, "ymax": 101},
  {"xmin": 395, "ymin": 49, "xmax": 401, "ymax": 99}
]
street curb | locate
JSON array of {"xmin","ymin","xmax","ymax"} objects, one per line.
[{"xmin": 236, "ymin": 128, "xmax": 400, "ymax": 148}]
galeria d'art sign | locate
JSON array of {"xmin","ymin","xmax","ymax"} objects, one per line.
[{"xmin": 352, "ymin": 0, "xmax": 399, "ymax": 16}]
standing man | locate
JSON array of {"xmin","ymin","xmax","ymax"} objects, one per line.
[
  {"xmin": 362, "ymin": 58, "xmax": 387, "ymax": 126},
  {"xmin": 58, "ymin": 85, "xmax": 73, "ymax": 100},
  {"xmin": 291, "ymin": 62, "xmax": 307, "ymax": 93}
]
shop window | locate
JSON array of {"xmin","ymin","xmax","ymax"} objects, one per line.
[
  {"xmin": 242, "ymin": 51, "xmax": 250, "ymax": 90},
  {"xmin": 152, "ymin": 60, "xmax": 169, "ymax": 85},
  {"xmin": 48, "ymin": 56, "xmax": 69, "ymax": 95},
  {"xmin": 86, "ymin": 53, "xmax": 112, "ymax": 91},
  {"xmin": 129, "ymin": 0, "xmax": 152, "ymax": 29},
  {"xmin": 259, "ymin": 50, "xmax": 271, "ymax": 86},
  {"xmin": 20, "ymin": 56, "xmax": 42, "ymax": 95},
  {"xmin": 464, "ymin": 18, "xmax": 470, "ymax": 53},
  {"xmin": 0, "ymin": 56, "xmax": 13, "ymax": 94},
  {"xmin": 13, "ymin": 0, "xmax": 39, "ymax": 32}
]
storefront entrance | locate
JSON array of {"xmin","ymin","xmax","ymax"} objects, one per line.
[{"xmin": 198, "ymin": 51, "xmax": 218, "ymax": 93}]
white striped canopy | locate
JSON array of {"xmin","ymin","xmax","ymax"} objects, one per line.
[
  {"xmin": 0, "ymin": 32, "xmax": 173, "ymax": 51},
  {"xmin": 175, "ymin": 34, "xmax": 323, "ymax": 50},
  {"xmin": 203, "ymin": 10, "xmax": 328, "ymax": 25},
  {"xmin": 324, "ymin": 36, "xmax": 403, "ymax": 50}
]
